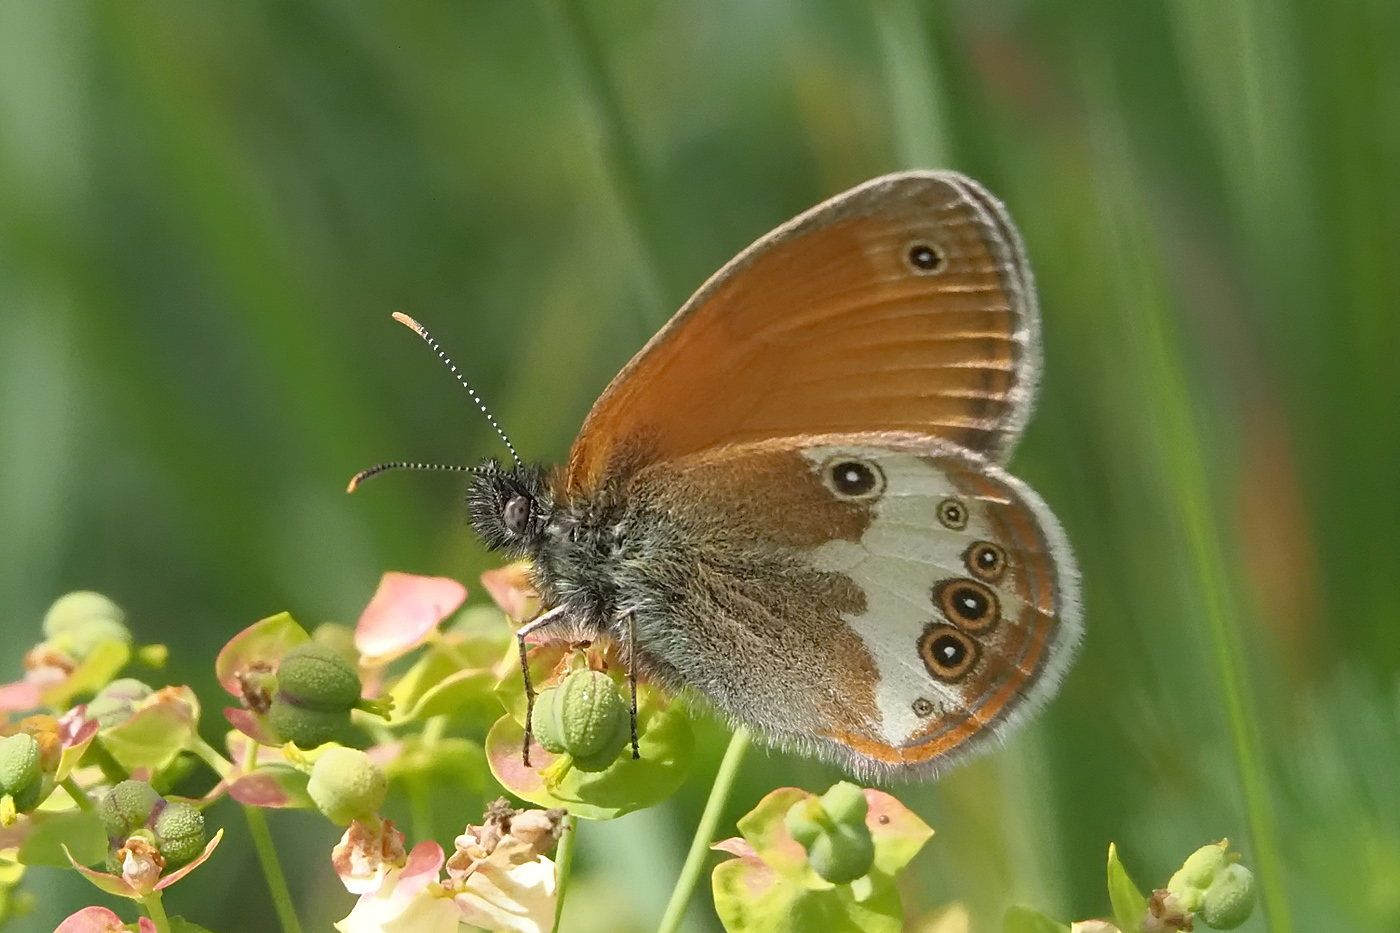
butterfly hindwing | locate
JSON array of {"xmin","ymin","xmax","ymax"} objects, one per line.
[{"xmin": 626, "ymin": 431, "xmax": 1079, "ymax": 779}]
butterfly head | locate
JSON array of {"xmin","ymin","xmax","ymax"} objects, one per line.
[{"xmin": 467, "ymin": 459, "xmax": 552, "ymax": 557}]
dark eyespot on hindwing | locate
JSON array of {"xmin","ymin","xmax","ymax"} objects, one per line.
[
  {"xmin": 918, "ymin": 623, "xmax": 978, "ymax": 681},
  {"xmin": 933, "ymin": 578, "xmax": 1001, "ymax": 634},
  {"xmin": 937, "ymin": 497, "xmax": 968, "ymax": 530}
]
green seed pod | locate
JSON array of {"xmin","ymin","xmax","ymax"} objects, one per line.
[
  {"xmin": 820, "ymin": 782, "xmax": 869, "ymax": 828},
  {"xmin": 1167, "ymin": 840, "xmax": 1230, "ymax": 913},
  {"xmin": 0, "ymin": 734, "xmax": 44, "ymax": 812},
  {"xmin": 267, "ymin": 696, "xmax": 352, "ymax": 750},
  {"xmin": 276, "ymin": 643, "xmax": 363, "ymax": 712},
  {"xmin": 1200, "ymin": 863, "xmax": 1256, "ymax": 929},
  {"xmin": 88, "ymin": 678, "xmax": 155, "ymax": 730},
  {"xmin": 785, "ymin": 797, "xmax": 827, "ymax": 849},
  {"xmin": 807, "ymin": 823, "xmax": 875, "ymax": 884},
  {"xmin": 42, "ymin": 591, "xmax": 126, "ymax": 639},
  {"xmin": 98, "ymin": 780, "xmax": 162, "ymax": 840},
  {"xmin": 152, "ymin": 801, "xmax": 206, "ymax": 865},
  {"xmin": 307, "ymin": 746, "xmax": 388, "ymax": 825},
  {"xmin": 530, "ymin": 688, "xmax": 568, "ymax": 755},
  {"xmin": 785, "ymin": 792, "xmax": 874, "ymax": 884},
  {"xmin": 532, "ymin": 670, "xmax": 629, "ymax": 771}
]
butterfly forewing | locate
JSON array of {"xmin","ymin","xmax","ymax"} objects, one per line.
[{"xmin": 565, "ymin": 172, "xmax": 1041, "ymax": 495}]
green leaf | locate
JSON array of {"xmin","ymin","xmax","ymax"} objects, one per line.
[
  {"xmin": 43, "ymin": 641, "xmax": 131, "ymax": 709},
  {"xmin": 99, "ymin": 686, "xmax": 200, "ymax": 773},
  {"xmin": 387, "ymin": 648, "xmax": 460, "ymax": 720},
  {"xmin": 214, "ymin": 612, "xmax": 308, "ymax": 696},
  {"xmin": 227, "ymin": 764, "xmax": 313, "ymax": 808},
  {"xmin": 444, "ymin": 605, "xmax": 514, "ymax": 667},
  {"xmin": 863, "ymin": 789, "xmax": 933, "ymax": 877},
  {"xmin": 738, "ymin": 788, "xmax": 831, "ymax": 890},
  {"xmin": 485, "ymin": 683, "xmax": 692, "ymax": 820},
  {"xmin": 711, "ymin": 855, "xmax": 903, "ymax": 933},
  {"xmin": 1003, "ymin": 905, "xmax": 1072, "ymax": 933},
  {"xmin": 1107, "ymin": 842, "xmax": 1148, "ymax": 933},
  {"xmin": 402, "ymin": 667, "xmax": 501, "ymax": 727},
  {"xmin": 384, "ymin": 736, "xmax": 488, "ymax": 794},
  {"xmin": 17, "ymin": 809, "xmax": 106, "ymax": 868}
]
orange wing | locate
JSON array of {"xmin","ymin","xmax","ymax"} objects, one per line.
[{"xmin": 566, "ymin": 172, "xmax": 1041, "ymax": 494}]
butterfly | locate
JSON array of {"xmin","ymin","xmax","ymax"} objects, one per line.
[{"xmin": 353, "ymin": 171, "xmax": 1081, "ymax": 781}]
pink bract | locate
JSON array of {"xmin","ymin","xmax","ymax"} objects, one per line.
[
  {"xmin": 54, "ymin": 906, "xmax": 156, "ymax": 933},
  {"xmin": 479, "ymin": 563, "xmax": 538, "ymax": 623},
  {"xmin": 355, "ymin": 572, "xmax": 467, "ymax": 664}
]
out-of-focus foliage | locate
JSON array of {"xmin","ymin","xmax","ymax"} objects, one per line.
[{"xmin": 1, "ymin": 0, "xmax": 1396, "ymax": 930}]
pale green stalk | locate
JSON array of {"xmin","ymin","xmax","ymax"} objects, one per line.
[
  {"xmin": 550, "ymin": 814, "xmax": 576, "ymax": 933},
  {"xmin": 656, "ymin": 727, "xmax": 751, "ymax": 933},
  {"xmin": 141, "ymin": 890, "xmax": 172, "ymax": 933},
  {"xmin": 60, "ymin": 776, "xmax": 93, "ymax": 812},
  {"xmin": 538, "ymin": 0, "xmax": 670, "ymax": 321},
  {"xmin": 1082, "ymin": 57, "xmax": 1291, "ymax": 932},
  {"xmin": 868, "ymin": 0, "xmax": 950, "ymax": 169},
  {"xmin": 190, "ymin": 737, "xmax": 234, "ymax": 779},
  {"xmin": 243, "ymin": 805, "xmax": 304, "ymax": 933}
]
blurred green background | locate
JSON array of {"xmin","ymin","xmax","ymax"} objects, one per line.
[{"xmin": 2, "ymin": 0, "xmax": 1397, "ymax": 930}]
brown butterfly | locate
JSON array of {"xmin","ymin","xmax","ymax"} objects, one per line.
[{"xmin": 353, "ymin": 172, "xmax": 1081, "ymax": 781}]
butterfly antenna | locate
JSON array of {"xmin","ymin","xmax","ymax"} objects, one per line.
[
  {"xmin": 346, "ymin": 461, "xmax": 481, "ymax": 493},
  {"xmin": 391, "ymin": 311, "xmax": 521, "ymax": 465}
]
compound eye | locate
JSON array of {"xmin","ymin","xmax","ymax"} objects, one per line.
[{"xmin": 503, "ymin": 495, "xmax": 531, "ymax": 535}]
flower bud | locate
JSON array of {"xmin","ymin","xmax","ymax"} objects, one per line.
[
  {"xmin": 267, "ymin": 696, "xmax": 352, "ymax": 750},
  {"xmin": 529, "ymin": 670, "xmax": 629, "ymax": 772},
  {"xmin": 153, "ymin": 800, "xmax": 206, "ymax": 865},
  {"xmin": 784, "ymin": 789, "xmax": 875, "ymax": 885},
  {"xmin": 43, "ymin": 591, "xmax": 131, "ymax": 661},
  {"xmin": 98, "ymin": 780, "xmax": 162, "ymax": 840},
  {"xmin": 87, "ymin": 678, "xmax": 155, "ymax": 730},
  {"xmin": 1167, "ymin": 840, "xmax": 1231, "ymax": 913},
  {"xmin": 308, "ymin": 747, "xmax": 388, "ymax": 825},
  {"xmin": 277, "ymin": 642, "xmax": 363, "ymax": 711},
  {"xmin": 0, "ymin": 733, "xmax": 44, "ymax": 812},
  {"xmin": 43, "ymin": 591, "xmax": 125, "ymax": 639},
  {"xmin": 1200, "ymin": 863, "xmax": 1256, "ymax": 929}
]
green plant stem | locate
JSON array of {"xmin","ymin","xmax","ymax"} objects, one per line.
[
  {"xmin": 191, "ymin": 737, "xmax": 234, "ymax": 779},
  {"xmin": 539, "ymin": 0, "xmax": 670, "ymax": 321},
  {"xmin": 243, "ymin": 805, "xmax": 303, "ymax": 933},
  {"xmin": 407, "ymin": 773, "xmax": 434, "ymax": 846},
  {"xmin": 1082, "ymin": 66, "xmax": 1292, "ymax": 931},
  {"xmin": 550, "ymin": 814, "xmax": 576, "ymax": 933},
  {"xmin": 142, "ymin": 890, "xmax": 172, "ymax": 933},
  {"xmin": 61, "ymin": 776, "xmax": 93, "ymax": 812},
  {"xmin": 656, "ymin": 726, "xmax": 751, "ymax": 933},
  {"xmin": 868, "ymin": 0, "xmax": 950, "ymax": 169}
]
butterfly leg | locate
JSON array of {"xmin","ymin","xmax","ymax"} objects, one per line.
[
  {"xmin": 624, "ymin": 609, "xmax": 640, "ymax": 760},
  {"xmin": 516, "ymin": 604, "xmax": 568, "ymax": 767}
]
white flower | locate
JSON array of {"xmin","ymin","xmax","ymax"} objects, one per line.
[
  {"xmin": 454, "ymin": 835, "xmax": 557, "ymax": 933},
  {"xmin": 333, "ymin": 802, "xmax": 564, "ymax": 933},
  {"xmin": 335, "ymin": 842, "xmax": 458, "ymax": 933},
  {"xmin": 333, "ymin": 819, "xmax": 407, "ymax": 896}
]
